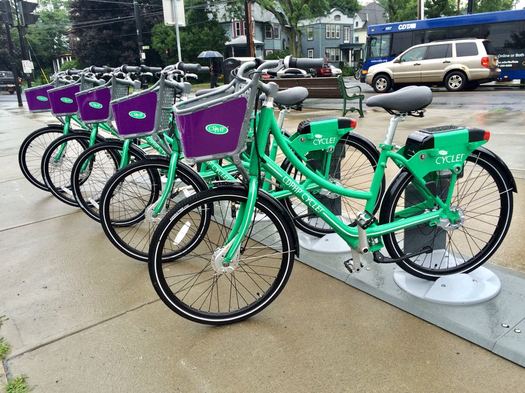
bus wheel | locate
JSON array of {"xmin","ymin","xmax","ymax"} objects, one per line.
[
  {"xmin": 372, "ymin": 74, "xmax": 392, "ymax": 93},
  {"xmin": 445, "ymin": 71, "xmax": 467, "ymax": 91}
]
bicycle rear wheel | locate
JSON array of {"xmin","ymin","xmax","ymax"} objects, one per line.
[
  {"xmin": 380, "ymin": 151, "xmax": 513, "ymax": 280},
  {"xmin": 149, "ymin": 186, "xmax": 295, "ymax": 325},
  {"xmin": 281, "ymin": 133, "xmax": 383, "ymax": 237},
  {"xmin": 71, "ymin": 141, "xmax": 146, "ymax": 222},
  {"xmin": 99, "ymin": 157, "xmax": 207, "ymax": 262}
]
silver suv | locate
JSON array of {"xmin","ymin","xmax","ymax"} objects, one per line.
[{"xmin": 365, "ymin": 39, "xmax": 500, "ymax": 93}]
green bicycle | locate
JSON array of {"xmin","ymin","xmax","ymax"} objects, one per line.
[{"xmin": 148, "ymin": 57, "xmax": 516, "ymax": 325}]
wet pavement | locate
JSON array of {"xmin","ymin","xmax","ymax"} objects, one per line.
[{"xmin": 1, "ymin": 92, "xmax": 525, "ymax": 391}]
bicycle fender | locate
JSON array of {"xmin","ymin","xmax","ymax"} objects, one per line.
[
  {"xmin": 214, "ymin": 183, "xmax": 300, "ymax": 257},
  {"xmin": 475, "ymin": 147, "xmax": 517, "ymax": 193}
]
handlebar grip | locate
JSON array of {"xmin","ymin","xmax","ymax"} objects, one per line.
[
  {"xmin": 90, "ymin": 66, "xmax": 113, "ymax": 73},
  {"xmin": 67, "ymin": 69, "xmax": 81, "ymax": 75},
  {"xmin": 286, "ymin": 57, "xmax": 325, "ymax": 69},
  {"xmin": 176, "ymin": 62, "xmax": 202, "ymax": 73},
  {"xmin": 141, "ymin": 65, "xmax": 162, "ymax": 73},
  {"xmin": 122, "ymin": 65, "xmax": 142, "ymax": 73}
]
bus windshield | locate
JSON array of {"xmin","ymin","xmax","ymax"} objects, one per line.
[{"xmin": 369, "ymin": 34, "xmax": 391, "ymax": 58}]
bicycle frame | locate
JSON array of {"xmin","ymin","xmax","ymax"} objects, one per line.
[{"xmin": 221, "ymin": 105, "xmax": 489, "ymax": 263}]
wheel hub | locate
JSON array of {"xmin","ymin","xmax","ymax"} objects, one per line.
[
  {"xmin": 211, "ymin": 241, "xmax": 240, "ymax": 275},
  {"xmin": 437, "ymin": 206, "xmax": 465, "ymax": 231},
  {"xmin": 144, "ymin": 203, "xmax": 167, "ymax": 224}
]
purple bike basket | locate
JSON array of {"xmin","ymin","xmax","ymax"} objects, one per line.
[
  {"xmin": 112, "ymin": 90, "xmax": 158, "ymax": 138},
  {"xmin": 48, "ymin": 84, "xmax": 81, "ymax": 116},
  {"xmin": 25, "ymin": 84, "xmax": 55, "ymax": 112},
  {"xmin": 175, "ymin": 96, "xmax": 248, "ymax": 160},
  {"xmin": 75, "ymin": 86, "xmax": 112, "ymax": 123}
]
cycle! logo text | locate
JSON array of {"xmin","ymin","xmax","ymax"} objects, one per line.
[{"xmin": 128, "ymin": 110, "xmax": 147, "ymax": 120}]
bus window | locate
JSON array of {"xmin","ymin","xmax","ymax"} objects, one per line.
[
  {"xmin": 391, "ymin": 32, "xmax": 413, "ymax": 57},
  {"xmin": 483, "ymin": 41, "xmax": 497, "ymax": 55},
  {"xmin": 369, "ymin": 34, "xmax": 391, "ymax": 58}
]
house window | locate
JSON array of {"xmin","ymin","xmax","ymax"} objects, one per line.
[
  {"xmin": 307, "ymin": 26, "xmax": 314, "ymax": 41},
  {"xmin": 233, "ymin": 21, "xmax": 244, "ymax": 38},
  {"xmin": 273, "ymin": 26, "xmax": 280, "ymax": 39},
  {"xmin": 335, "ymin": 25, "xmax": 340, "ymax": 39},
  {"xmin": 344, "ymin": 26, "xmax": 351, "ymax": 43},
  {"xmin": 265, "ymin": 25, "xmax": 273, "ymax": 39},
  {"xmin": 326, "ymin": 25, "xmax": 340, "ymax": 39},
  {"xmin": 307, "ymin": 49, "xmax": 314, "ymax": 58},
  {"xmin": 325, "ymin": 25, "xmax": 330, "ymax": 39},
  {"xmin": 325, "ymin": 48, "xmax": 341, "ymax": 62},
  {"xmin": 355, "ymin": 21, "xmax": 359, "ymax": 27},
  {"xmin": 354, "ymin": 36, "xmax": 359, "ymax": 43},
  {"xmin": 334, "ymin": 15, "xmax": 341, "ymax": 21}
]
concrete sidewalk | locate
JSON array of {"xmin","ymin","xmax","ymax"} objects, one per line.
[{"xmin": 1, "ymin": 105, "xmax": 524, "ymax": 392}]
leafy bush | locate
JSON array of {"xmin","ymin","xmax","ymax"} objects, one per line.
[{"xmin": 60, "ymin": 59, "xmax": 80, "ymax": 71}]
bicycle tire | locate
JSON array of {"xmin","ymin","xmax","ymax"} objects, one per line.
[
  {"xmin": 18, "ymin": 126, "xmax": 72, "ymax": 190},
  {"xmin": 149, "ymin": 186, "xmax": 295, "ymax": 325}
]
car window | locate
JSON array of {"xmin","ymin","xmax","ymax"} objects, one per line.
[
  {"xmin": 482, "ymin": 40, "xmax": 497, "ymax": 55},
  {"xmin": 424, "ymin": 44, "xmax": 451, "ymax": 59},
  {"xmin": 400, "ymin": 46, "xmax": 427, "ymax": 62},
  {"xmin": 456, "ymin": 42, "xmax": 478, "ymax": 57}
]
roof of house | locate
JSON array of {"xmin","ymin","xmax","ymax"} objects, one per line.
[{"xmin": 357, "ymin": 2, "xmax": 386, "ymax": 26}]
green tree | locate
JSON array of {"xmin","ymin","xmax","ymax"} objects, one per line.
[
  {"xmin": 329, "ymin": 0, "xmax": 360, "ymax": 15},
  {"xmin": 26, "ymin": 0, "xmax": 70, "ymax": 71},
  {"xmin": 425, "ymin": 0, "xmax": 456, "ymax": 18},
  {"xmin": 475, "ymin": 0, "xmax": 516, "ymax": 12},
  {"xmin": 256, "ymin": 0, "xmax": 330, "ymax": 56},
  {"xmin": 151, "ymin": 0, "xmax": 227, "ymax": 65},
  {"xmin": 378, "ymin": 0, "xmax": 417, "ymax": 22},
  {"xmin": 70, "ymin": 0, "xmax": 163, "ymax": 67}
]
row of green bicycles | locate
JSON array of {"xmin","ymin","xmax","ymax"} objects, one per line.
[{"xmin": 19, "ymin": 57, "xmax": 516, "ymax": 325}]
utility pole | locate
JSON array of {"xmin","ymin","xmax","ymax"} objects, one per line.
[
  {"xmin": 244, "ymin": 0, "xmax": 254, "ymax": 57},
  {"xmin": 173, "ymin": 0, "xmax": 181, "ymax": 62},
  {"xmin": 133, "ymin": 0, "xmax": 145, "ymax": 64},
  {"xmin": 417, "ymin": 0, "xmax": 424, "ymax": 20},
  {"xmin": 15, "ymin": 1, "xmax": 31, "ymax": 87},
  {"xmin": 4, "ymin": 22, "xmax": 23, "ymax": 106},
  {"xmin": 467, "ymin": 0, "xmax": 474, "ymax": 14}
]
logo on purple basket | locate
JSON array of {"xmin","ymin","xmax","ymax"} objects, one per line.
[
  {"xmin": 60, "ymin": 97, "xmax": 74, "ymax": 104},
  {"xmin": 128, "ymin": 110, "xmax": 146, "ymax": 120},
  {"xmin": 89, "ymin": 101, "xmax": 103, "ymax": 109},
  {"xmin": 36, "ymin": 95, "xmax": 48, "ymax": 102},
  {"xmin": 205, "ymin": 124, "xmax": 229, "ymax": 135}
]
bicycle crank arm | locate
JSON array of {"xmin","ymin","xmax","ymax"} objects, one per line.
[{"xmin": 372, "ymin": 246, "xmax": 433, "ymax": 264}]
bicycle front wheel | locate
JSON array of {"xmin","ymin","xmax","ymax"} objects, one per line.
[
  {"xmin": 100, "ymin": 157, "xmax": 207, "ymax": 262},
  {"xmin": 149, "ymin": 187, "xmax": 296, "ymax": 325},
  {"xmin": 41, "ymin": 133, "xmax": 92, "ymax": 206},
  {"xmin": 71, "ymin": 141, "xmax": 146, "ymax": 222},
  {"xmin": 380, "ymin": 151, "xmax": 513, "ymax": 280},
  {"xmin": 18, "ymin": 126, "xmax": 66, "ymax": 191}
]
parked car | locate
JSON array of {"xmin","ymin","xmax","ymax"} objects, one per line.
[
  {"xmin": 276, "ymin": 68, "xmax": 310, "ymax": 78},
  {"xmin": 329, "ymin": 65, "xmax": 342, "ymax": 76},
  {"xmin": 0, "ymin": 71, "xmax": 16, "ymax": 94},
  {"xmin": 365, "ymin": 38, "xmax": 500, "ymax": 93}
]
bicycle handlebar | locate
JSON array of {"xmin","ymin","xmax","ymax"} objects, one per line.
[
  {"xmin": 141, "ymin": 65, "xmax": 162, "ymax": 73},
  {"xmin": 66, "ymin": 69, "xmax": 81, "ymax": 75},
  {"xmin": 90, "ymin": 66, "xmax": 113, "ymax": 73},
  {"xmin": 284, "ymin": 56, "xmax": 324, "ymax": 69},
  {"xmin": 122, "ymin": 65, "xmax": 142, "ymax": 73},
  {"xmin": 176, "ymin": 62, "xmax": 202, "ymax": 73}
]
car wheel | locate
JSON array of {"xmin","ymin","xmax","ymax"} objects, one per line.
[
  {"xmin": 445, "ymin": 71, "xmax": 467, "ymax": 91},
  {"xmin": 372, "ymin": 74, "xmax": 392, "ymax": 93}
]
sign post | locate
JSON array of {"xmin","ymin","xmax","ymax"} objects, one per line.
[{"xmin": 162, "ymin": 0, "xmax": 185, "ymax": 62}]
